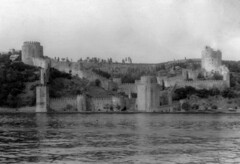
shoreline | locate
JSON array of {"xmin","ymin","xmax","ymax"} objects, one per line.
[
  {"xmin": 0, "ymin": 109, "xmax": 240, "ymax": 114},
  {"xmin": 1, "ymin": 107, "xmax": 240, "ymax": 114}
]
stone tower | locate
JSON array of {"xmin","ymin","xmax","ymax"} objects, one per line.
[
  {"xmin": 22, "ymin": 41, "xmax": 43, "ymax": 65},
  {"xmin": 77, "ymin": 95, "xmax": 87, "ymax": 111},
  {"xmin": 137, "ymin": 76, "xmax": 161, "ymax": 112},
  {"xmin": 201, "ymin": 46, "xmax": 222, "ymax": 72}
]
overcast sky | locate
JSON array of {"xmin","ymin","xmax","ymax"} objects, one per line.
[{"xmin": 0, "ymin": 0, "xmax": 240, "ymax": 63}]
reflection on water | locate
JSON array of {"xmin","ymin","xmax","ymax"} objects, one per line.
[{"xmin": 1, "ymin": 114, "xmax": 240, "ymax": 163}]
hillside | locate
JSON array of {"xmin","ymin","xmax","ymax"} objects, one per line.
[
  {"xmin": 0, "ymin": 55, "xmax": 119, "ymax": 108},
  {"xmin": 2, "ymin": 52, "xmax": 240, "ymax": 109},
  {"xmin": 82, "ymin": 58, "xmax": 201, "ymax": 83},
  {"xmin": 0, "ymin": 54, "xmax": 40, "ymax": 107}
]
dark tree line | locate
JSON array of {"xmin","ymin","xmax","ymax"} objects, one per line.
[
  {"xmin": 174, "ymin": 86, "xmax": 237, "ymax": 101},
  {"xmin": 0, "ymin": 55, "xmax": 39, "ymax": 107}
]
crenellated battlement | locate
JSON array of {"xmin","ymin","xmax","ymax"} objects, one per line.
[
  {"xmin": 22, "ymin": 41, "xmax": 43, "ymax": 65},
  {"xmin": 23, "ymin": 41, "xmax": 41, "ymax": 45}
]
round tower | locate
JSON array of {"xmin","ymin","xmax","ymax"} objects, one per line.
[
  {"xmin": 201, "ymin": 46, "xmax": 222, "ymax": 72},
  {"xmin": 22, "ymin": 41, "xmax": 43, "ymax": 65},
  {"xmin": 137, "ymin": 76, "xmax": 161, "ymax": 112}
]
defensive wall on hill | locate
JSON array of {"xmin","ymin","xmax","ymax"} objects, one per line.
[
  {"xmin": 50, "ymin": 58, "xmax": 113, "ymax": 90},
  {"xmin": 157, "ymin": 75, "xmax": 229, "ymax": 90},
  {"xmin": 22, "ymin": 42, "xmax": 230, "ymax": 112},
  {"xmin": 176, "ymin": 80, "xmax": 229, "ymax": 90},
  {"xmin": 80, "ymin": 62, "xmax": 159, "ymax": 75},
  {"xmin": 166, "ymin": 58, "xmax": 201, "ymax": 65}
]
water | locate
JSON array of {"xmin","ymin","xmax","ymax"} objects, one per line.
[{"xmin": 0, "ymin": 114, "xmax": 240, "ymax": 164}]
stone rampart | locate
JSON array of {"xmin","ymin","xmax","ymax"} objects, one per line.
[
  {"xmin": 50, "ymin": 59, "xmax": 108, "ymax": 84},
  {"xmin": 177, "ymin": 80, "xmax": 228, "ymax": 90},
  {"xmin": 32, "ymin": 57, "xmax": 50, "ymax": 69},
  {"xmin": 50, "ymin": 96, "xmax": 77, "ymax": 111},
  {"xmin": 36, "ymin": 86, "xmax": 49, "ymax": 112},
  {"xmin": 22, "ymin": 41, "xmax": 43, "ymax": 65},
  {"xmin": 88, "ymin": 96, "xmax": 126, "ymax": 112},
  {"xmin": 118, "ymin": 83, "xmax": 137, "ymax": 94},
  {"xmin": 201, "ymin": 46, "xmax": 222, "ymax": 72},
  {"xmin": 89, "ymin": 97, "xmax": 112, "ymax": 112}
]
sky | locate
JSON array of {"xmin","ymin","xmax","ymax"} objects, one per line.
[{"xmin": 0, "ymin": 0, "xmax": 240, "ymax": 63}]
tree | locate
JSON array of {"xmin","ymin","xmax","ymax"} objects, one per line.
[
  {"xmin": 197, "ymin": 73, "xmax": 205, "ymax": 80},
  {"xmin": 95, "ymin": 79, "xmax": 101, "ymax": 87},
  {"xmin": 182, "ymin": 102, "xmax": 190, "ymax": 111},
  {"xmin": 213, "ymin": 73, "xmax": 223, "ymax": 80},
  {"xmin": 222, "ymin": 89, "xmax": 236, "ymax": 98}
]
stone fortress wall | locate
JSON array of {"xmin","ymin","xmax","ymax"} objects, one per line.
[
  {"xmin": 21, "ymin": 41, "xmax": 109, "ymax": 82},
  {"xmin": 49, "ymin": 96, "xmax": 127, "ymax": 112},
  {"xmin": 50, "ymin": 58, "xmax": 114, "ymax": 90},
  {"xmin": 201, "ymin": 46, "xmax": 222, "ymax": 72},
  {"xmin": 22, "ymin": 42, "xmax": 112, "ymax": 90},
  {"xmin": 118, "ymin": 83, "xmax": 137, "ymax": 94},
  {"xmin": 177, "ymin": 80, "xmax": 229, "ymax": 90},
  {"xmin": 50, "ymin": 96, "xmax": 78, "ymax": 111},
  {"xmin": 136, "ymin": 76, "xmax": 173, "ymax": 112},
  {"xmin": 88, "ymin": 97, "xmax": 112, "ymax": 112},
  {"xmin": 158, "ymin": 46, "xmax": 230, "ymax": 90},
  {"xmin": 22, "ymin": 42, "xmax": 43, "ymax": 65},
  {"xmin": 22, "ymin": 42, "xmax": 230, "ymax": 112}
]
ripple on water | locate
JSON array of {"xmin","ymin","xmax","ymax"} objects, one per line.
[{"xmin": 0, "ymin": 114, "xmax": 240, "ymax": 163}]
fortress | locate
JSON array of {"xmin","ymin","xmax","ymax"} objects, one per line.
[
  {"xmin": 201, "ymin": 46, "xmax": 222, "ymax": 72},
  {"xmin": 158, "ymin": 46, "xmax": 230, "ymax": 90},
  {"xmin": 20, "ymin": 42, "xmax": 230, "ymax": 112},
  {"xmin": 22, "ymin": 41, "xmax": 43, "ymax": 65}
]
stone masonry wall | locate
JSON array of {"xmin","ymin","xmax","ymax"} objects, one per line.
[
  {"xmin": 177, "ymin": 80, "xmax": 228, "ymax": 90},
  {"xmin": 50, "ymin": 97, "xmax": 77, "ymax": 111}
]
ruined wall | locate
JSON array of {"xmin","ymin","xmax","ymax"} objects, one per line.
[
  {"xmin": 22, "ymin": 42, "xmax": 43, "ymax": 65},
  {"xmin": 157, "ymin": 76, "xmax": 183, "ymax": 88},
  {"xmin": 182, "ymin": 69, "xmax": 201, "ymax": 81},
  {"xmin": 201, "ymin": 46, "xmax": 222, "ymax": 72}
]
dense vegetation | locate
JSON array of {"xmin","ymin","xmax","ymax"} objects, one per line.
[
  {"xmin": 92, "ymin": 69, "xmax": 111, "ymax": 79},
  {"xmin": 49, "ymin": 68, "xmax": 88, "ymax": 98},
  {"xmin": 223, "ymin": 61, "xmax": 240, "ymax": 73},
  {"xmin": 174, "ymin": 86, "xmax": 237, "ymax": 101},
  {"xmin": 0, "ymin": 55, "xmax": 39, "ymax": 107}
]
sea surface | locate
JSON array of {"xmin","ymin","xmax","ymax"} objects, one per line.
[{"xmin": 0, "ymin": 114, "xmax": 240, "ymax": 164}]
